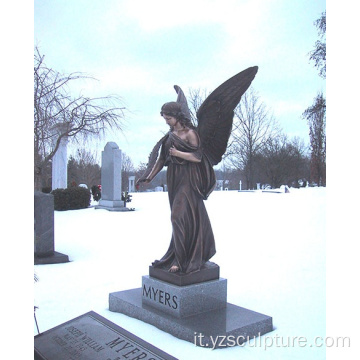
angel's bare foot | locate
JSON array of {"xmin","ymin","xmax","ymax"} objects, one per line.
[{"xmin": 169, "ymin": 265, "xmax": 179, "ymax": 273}]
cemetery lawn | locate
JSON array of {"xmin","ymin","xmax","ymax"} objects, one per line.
[{"xmin": 34, "ymin": 187, "xmax": 327, "ymax": 359}]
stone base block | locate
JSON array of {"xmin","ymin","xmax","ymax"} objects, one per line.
[
  {"xmin": 109, "ymin": 288, "xmax": 273, "ymax": 349},
  {"xmin": 142, "ymin": 276, "xmax": 226, "ymax": 318},
  {"xmin": 149, "ymin": 261, "xmax": 219, "ymax": 286},
  {"xmin": 95, "ymin": 200, "xmax": 132, "ymax": 212},
  {"xmin": 34, "ymin": 251, "xmax": 69, "ymax": 265}
]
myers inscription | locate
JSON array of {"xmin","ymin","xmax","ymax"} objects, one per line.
[
  {"xmin": 34, "ymin": 311, "xmax": 177, "ymax": 360},
  {"xmin": 142, "ymin": 284, "xmax": 178, "ymax": 309}
]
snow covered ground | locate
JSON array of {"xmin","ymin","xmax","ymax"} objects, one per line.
[{"xmin": 31, "ymin": 187, "xmax": 337, "ymax": 359}]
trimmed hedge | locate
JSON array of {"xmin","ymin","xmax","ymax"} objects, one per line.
[{"xmin": 52, "ymin": 187, "xmax": 91, "ymax": 211}]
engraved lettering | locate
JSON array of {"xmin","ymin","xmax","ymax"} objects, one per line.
[
  {"xmin": 52, "ymin": 335, "xmax": 67, "ymax": 347},
  {"xmin": 132, "ymin": 352, "xmax": 148, "ymax": 360},
  {"xmin": 106, "ymin": 337, "xmax": 125, "ymax": 348},
  {"xmin": 164, "ymin": 292, "xmax": 171, "ymax": 306},
  {"xmin": 123, "ymin": 347, "xmax": 140, "ymax": 358},
  {"xmin": 79, "ymin": 334, "xmax": 105, "ymax": 352},
  {"xmin": 172, "ymin": 295, "xmax": 178, "ymax": 309},
  {"xmin": 151, "ymin": 287, "xmax": 159, "ymax": 300},
  {"xmin": 115, "ymin": 342, "xmax": 134, "ymax": 353},
  {"xmin": 159, "ymin": 290, "xmax": 164, "ymax": 304},
  {"xmin": 65, "ymin": 325, "xmax": 84, "ymax": 338},
  {"xmin": 143, "ymin": 285, "xmax": 179, "ymax": 309},
  {"xmin": 142, "ymin": 285, "xmax": 151, "ymax": 298}
]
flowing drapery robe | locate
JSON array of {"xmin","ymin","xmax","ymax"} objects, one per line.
[{"xmin": 152, "ymin": 131, "xmax": 216, "ymax": 274}]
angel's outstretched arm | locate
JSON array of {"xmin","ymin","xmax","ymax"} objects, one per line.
[{"xmin": 144, "ymin": 157, "xmax": 165, "ymax": 182}]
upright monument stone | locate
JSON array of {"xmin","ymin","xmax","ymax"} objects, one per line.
[
  {"xmin": 51, "ymin": 124, "xmax": 69, "ymax": 190},
  {"xmin": 128, "ymin": 175, "xmax": 135, "ymax": 192},
  {"xmin": 34, "ymin": 191, "xmax": 69, "ymax": 265},
  {"xmin": 96, "ymin": 142, "xmax": 128, "ymax": 211}
]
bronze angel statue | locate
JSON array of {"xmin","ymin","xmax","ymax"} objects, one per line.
[{"xmin": 137, "ymin": 67, "xmax": 258, "ymax": 274}]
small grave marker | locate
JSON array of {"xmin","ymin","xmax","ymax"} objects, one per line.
[{"xmin": 34, "ymin": 311, "xmax": 177, "ymax": 360}]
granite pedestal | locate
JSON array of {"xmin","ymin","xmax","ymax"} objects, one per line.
[
  {"xmin": 109, "ymin": 265, "xmax": 273, "ymax": 348},
  {"xmin": 95, "ymin": 200, "xmax": 132, "ymax": 212},
  {"xmin": 142, "ymin": 276, "xmax": 227, "ymax": 318},
  {"xmin": 149, "ymin": 261, "xmax": 219, "ymax": 286}
]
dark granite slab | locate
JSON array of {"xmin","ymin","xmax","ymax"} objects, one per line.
[
  {"xmin": 34, "ymin": 251, "xmax": 69, "ymax": 265},
  {"xmin": 149, "ymin": 261, "xmax": 219, "ymax": 286},
  {"xmin": 34, "ymin": 310, "xmax": 177, "ymax": 360},
  {"xmin": 34, "ymin": 191, "xmax": 69, "ymax": 264},
  {"xmin": 109, "ymin": 288, "xmax": 273, "ymax": 349},
  {"xmin": 34, "ymin": 191, "xmax": 55, "ymax": 256}
]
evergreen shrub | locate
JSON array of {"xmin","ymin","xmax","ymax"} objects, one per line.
[{"xmin": 52, "ymin": 187, "xmax": 91, "ymax": 211}]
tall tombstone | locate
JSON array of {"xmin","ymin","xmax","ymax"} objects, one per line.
[
  {"xmin": 128, "ymin": 175, "xmax": 135, "ymax": 192},
  {"xmin": 51, "ymin": 124, "xmax": 69, "ymax": 190},
  {"xmin": 34, "ymin": 191, "xmax": 69, "ymax": 264},
  {"xmin": 96, "ymin": 142, "xmax": 128, "ymax": 211}
]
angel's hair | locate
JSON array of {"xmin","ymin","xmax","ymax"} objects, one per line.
[{"xmin": 160, "ymin": 102, "xmax": 194, "ymax": 129}]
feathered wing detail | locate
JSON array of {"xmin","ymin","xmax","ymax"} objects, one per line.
[
  {"xmin": 196, "ymin": 66, "xmax": 258, "ymax": 165},
  {"xmin": 174, "ymin": 85, "xmax": 192, "ymax": 122},
  {"xmin": 137, "ymin": 133, "xmax": 169, "ymax": 182},
  {"xmin": 139, "ymin": 67, "xmax": 257, "ymax": 182}
]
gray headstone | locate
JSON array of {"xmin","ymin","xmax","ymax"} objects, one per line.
[
  {"xmin": 101, "ymin": 142, "xmax": 122, "ymax": 201},
  {"xmin": 128, "ymin": 175, "xmax": 135, "ymax": 192},
  {"xmin": 34, "ymin": 191, "xmax": 69, "ymax": 265},
  {"xmin": 96, "ymin": 142, "xmax": 129, "ymax": 211},
  {"xmin": 34, "ymin": 191, "xmax": 54, "ymax": 256}
]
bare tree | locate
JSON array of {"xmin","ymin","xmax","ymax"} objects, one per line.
[
  {"xmin": 255, "ymin": 134, "xmax": 310, "ymax": 188},
  {"xmin": 34, "ymin": 47, "xmax": 126, "ymax": 190},
  {"xmin": 309, "ymin": 11, "xmax": 326, "ymax": 79},
  {"xmin": 187, "ymin": 88, "xmax": 209, "ymax": 126},
  {"xmin": 228, "ymin": 87, "xmax": 280, "ymax": 189},
  {"xmin": 302, "ymin": 93, "xmax": 326, "ymax": 186},
  {"xmin": 303, "ymin": 11, "xmax": 326, "ymax": 186},
  {"xmin": 67, "ymin": 148, "xmax": 101, "ymax": 188}
]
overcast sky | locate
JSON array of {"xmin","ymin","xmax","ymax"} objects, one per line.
[{"xmin": 34, "ymin": 0, "xmax": 326, "ymax": 167}]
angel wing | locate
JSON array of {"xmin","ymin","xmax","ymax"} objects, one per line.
[
  {"xmin": 174, "ymin": 85, "xmax": 192, "ymax": 122},
  {"xmin": 196, "ymin": 66, "xmax": 258, "ymax": 165},
  {"xmin": 139, "ymin": 67, "xmax": 257, "ymax": 183}
]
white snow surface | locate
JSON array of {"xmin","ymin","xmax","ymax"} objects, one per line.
[{"xmin": 34, "ymin": 187, "xmax": 327, "ymax": 359}]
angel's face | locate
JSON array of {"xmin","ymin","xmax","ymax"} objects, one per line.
[{"xmin": 163, "ymin": 115, "xmax": 177, "ymax": 128}]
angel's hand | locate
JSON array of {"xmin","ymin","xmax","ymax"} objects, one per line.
[
  {"xmin": 169, "ymin": 145, "xmax": 178, "ymax": 157},
  {"xmin": 136, "ymin": 178, "xmax": 151, "ymax": 185}
]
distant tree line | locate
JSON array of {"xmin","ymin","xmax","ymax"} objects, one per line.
[
  {"xmin": 35, "ymin": 10, "xmax": 325, "ymax": 192},
  {"xmin": 39, "ymin": 137, "xmax": 310, "ymax": 193}
]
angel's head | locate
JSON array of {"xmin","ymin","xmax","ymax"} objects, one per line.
[
  {"xmin": 160, "ymin": 102, "xmax": 182, "ymax": 118},
  {"xmin": 160, "ymin": 102, "xmax": 193, "ymax": 129}
]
